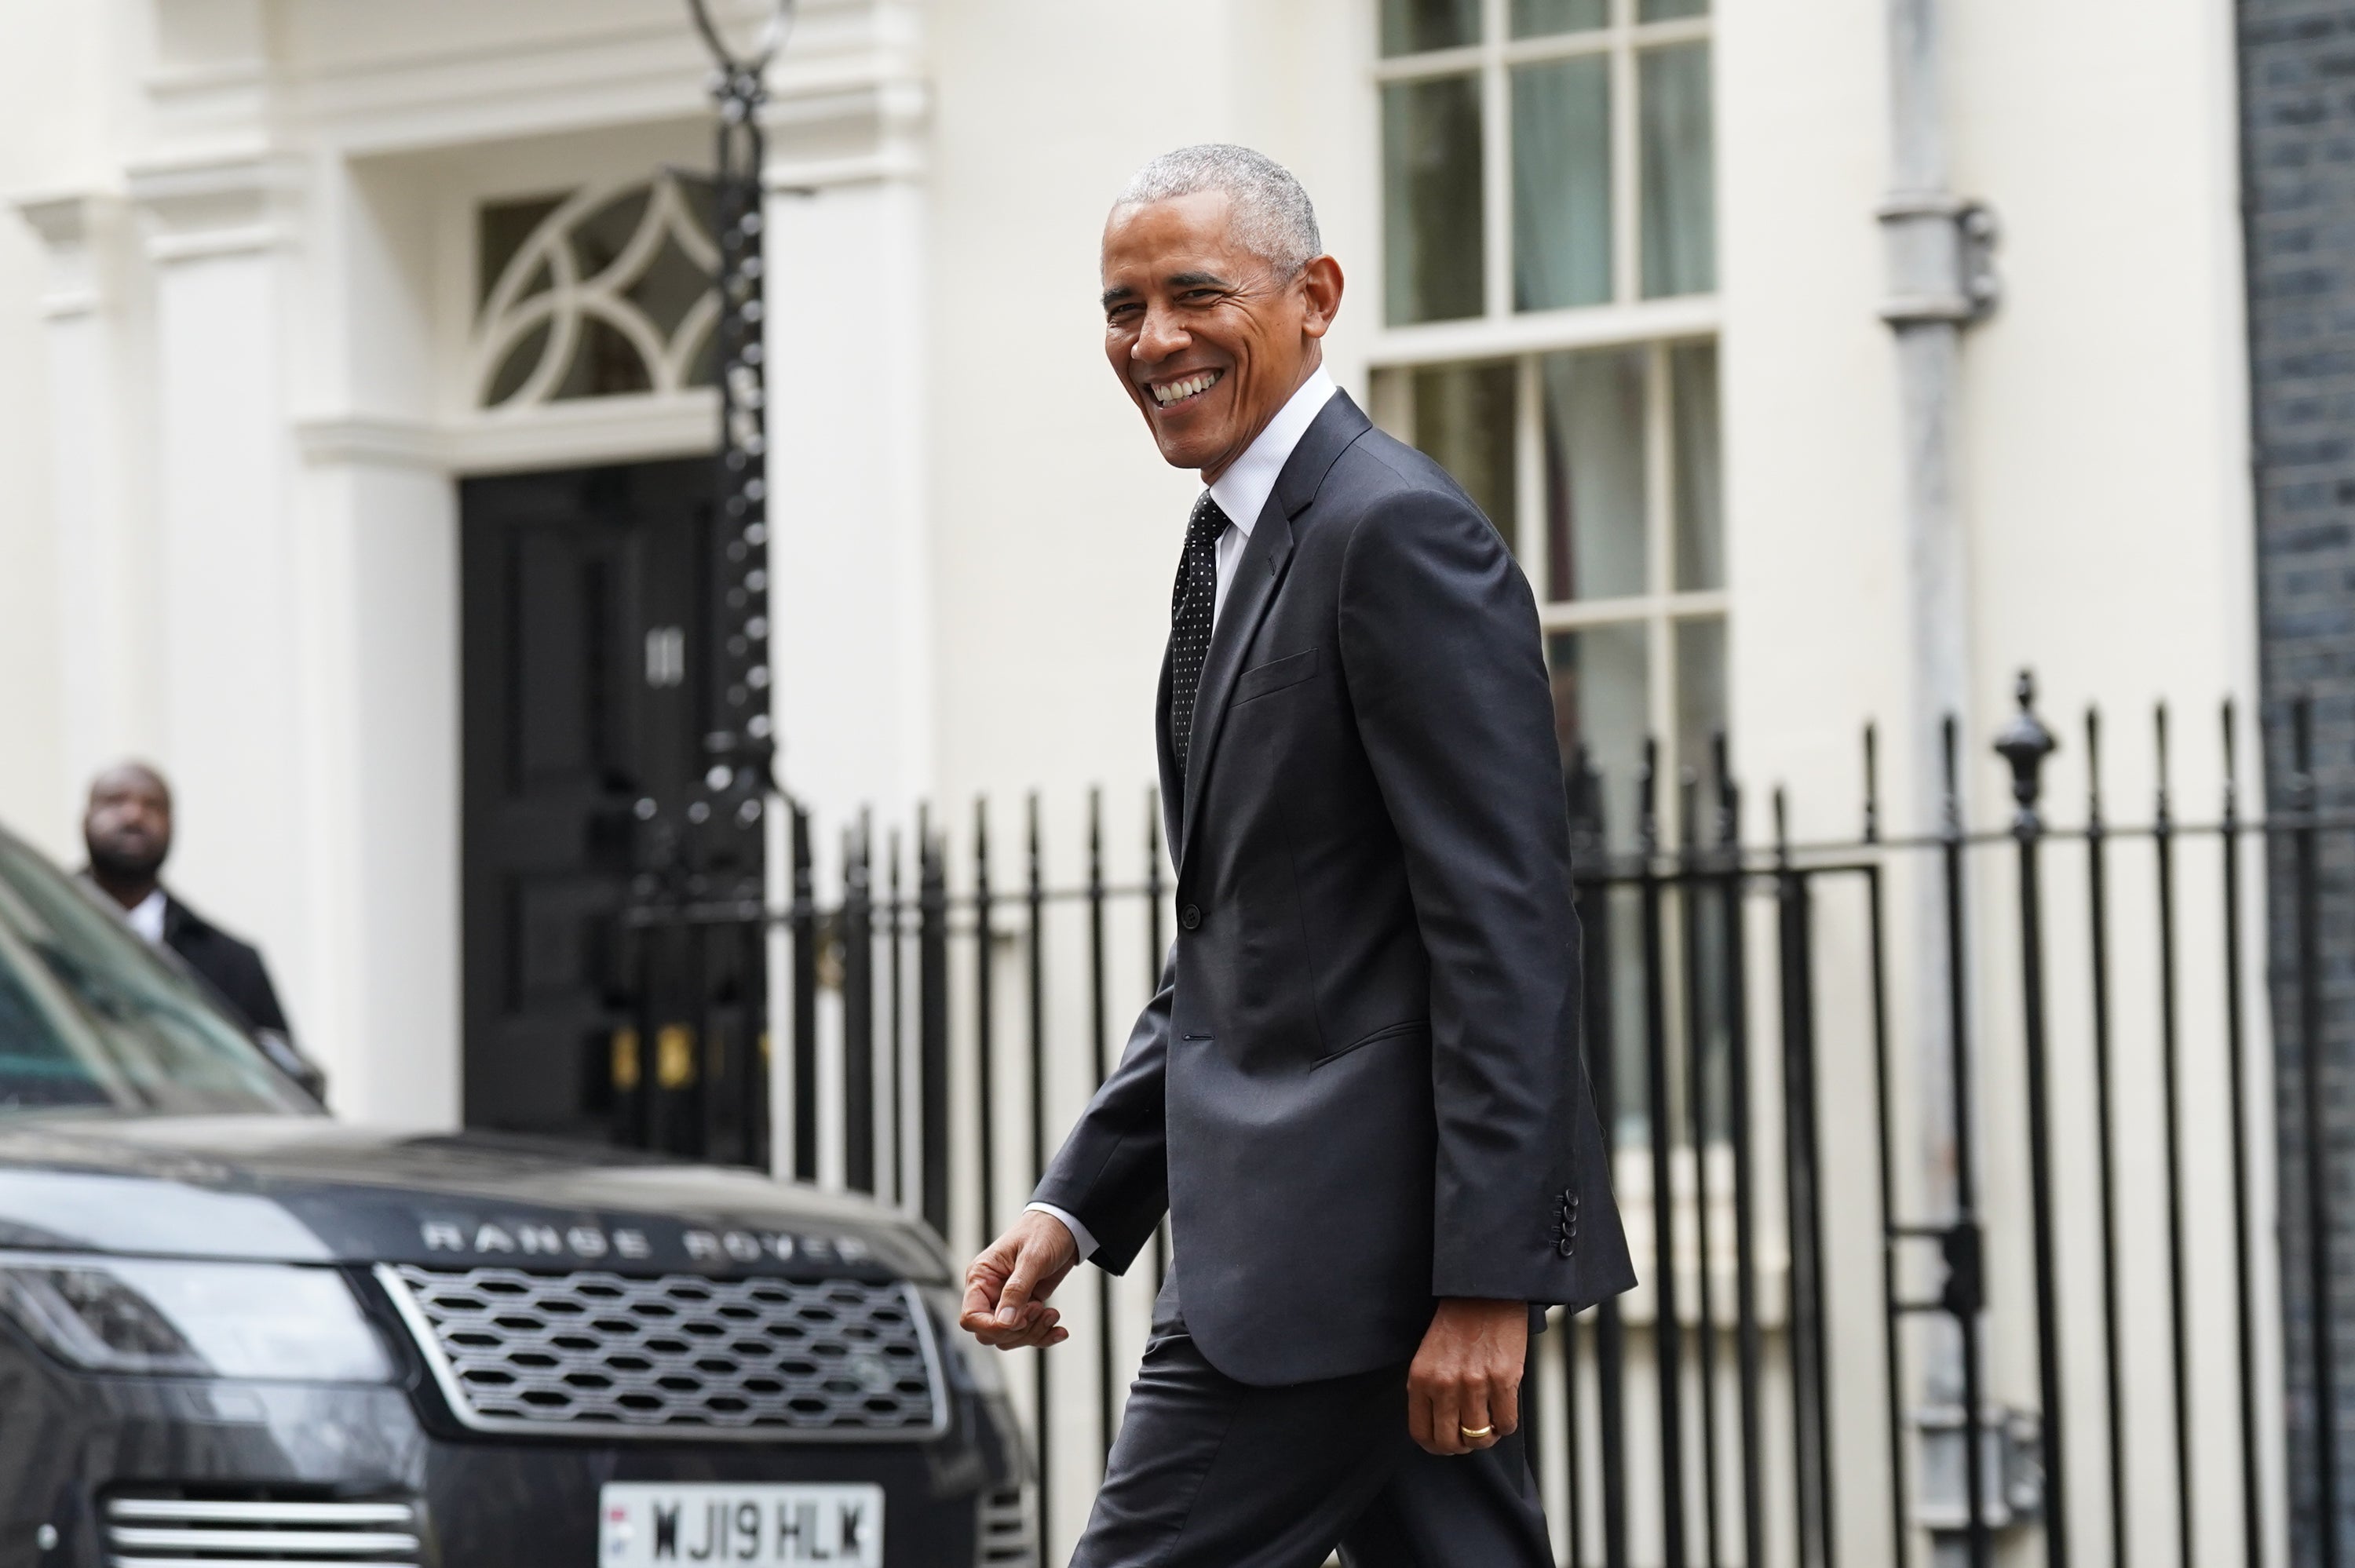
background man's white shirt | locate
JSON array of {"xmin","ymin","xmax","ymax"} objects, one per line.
[{"xmin": 125, "ymin": 888, "xmax": 166, "ymax": 946}]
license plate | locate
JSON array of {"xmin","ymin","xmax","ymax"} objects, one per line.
[{"xmin": 599, "ymin": 1482, "xmax": 885, "ymax": 1566}]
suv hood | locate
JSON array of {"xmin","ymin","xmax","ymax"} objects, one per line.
[{"xmin": 0, "ymin": 1116, "xmax": 951, "ymax": 1283}]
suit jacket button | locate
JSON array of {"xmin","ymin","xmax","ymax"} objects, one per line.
[{"xmin": 1180, "ymin": 903, "xmax": 1202, "ymax": 931}]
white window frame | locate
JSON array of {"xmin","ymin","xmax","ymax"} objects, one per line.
[{"xmin": 1369, "ymin": 0, "xmax": 1723, "ymax": 840}]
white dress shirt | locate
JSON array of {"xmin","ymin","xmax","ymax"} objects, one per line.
[
  {"xmin": 125, "ymin": 888, "xmax": 167, "ymax": 946},
  {"xmin": 1026, "ymin": 365, "xmax": 1342, "ymax": 1263}
]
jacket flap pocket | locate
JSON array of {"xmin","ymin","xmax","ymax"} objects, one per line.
[
  {"xmin": 1311, "ymin": 1017, "xmax": 1427, "ymax": 1067},
  {"xmin": 1233, "ymin": 646, "xmax": 1323, "ymax": 704}
]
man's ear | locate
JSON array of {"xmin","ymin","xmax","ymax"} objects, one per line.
[{"xmin": 1299, "ymin": 255, "xmax": 1345, "ymax": 341}]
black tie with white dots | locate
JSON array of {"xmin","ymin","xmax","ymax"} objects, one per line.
[{"xmin": 1169, "ymin": 490, "xmax": 1232, "ymax": 779}]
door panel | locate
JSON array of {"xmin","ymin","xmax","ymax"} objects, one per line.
[{"xmin": 460, "ymin": 458, "xmax": 757, "ymax": 1155}]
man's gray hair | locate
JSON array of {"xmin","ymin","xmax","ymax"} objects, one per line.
[{"xmin": 1113, "ymin": 144, "xmax": 1324, "ymax": 277}]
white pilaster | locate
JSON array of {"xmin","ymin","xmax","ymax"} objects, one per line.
[
  {"xmin": 764, "ymin": 9, "xmax": 935, "ymax": 837},
  {"xmin": 15, "ymin": 191, "xmax": 159, "ymax": 818},
  {"xmin": 130, "ymin": 152, "xmax": 322, "ymax": 1066}
]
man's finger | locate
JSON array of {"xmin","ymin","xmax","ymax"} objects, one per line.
[
  {"xmin": 1429, "ymin": 1377, "xmax": 1466, "ymax": 1458},
  {"xmin": 977, "ymin": 1307, "xmax": 1062, "ymax": 1351},
  {"xmin": 996, "ymin": 1249, "xmax": 1041, "ymax": 1323},
  {"xmin": 1456, "ymin": 1380, "xmax": 1492, "ymax": 1454},
  {"xmin": 1406, "ymin": 1377, "xmax": 1433, "ymax": 1453},
  {"xmin": 958, "ymin": 1270, "xmax": 1000, "ymax": 1326},
  {"xmin": 1492, "ymin": 1372, "xmax": 1520, "ymax": 1439}
]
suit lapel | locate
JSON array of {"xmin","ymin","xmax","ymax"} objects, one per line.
[
  {"xmin": 1174, "ymin": 392, "xmax": 1375, "ymax": 875},
  {"xmin": 1153, "ymin": 642, "xmax": 1183, "ymax": 862}
]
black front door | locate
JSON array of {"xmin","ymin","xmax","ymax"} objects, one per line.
[{"xmin": 459, "ymin": 458, "xmax": 764, "ymax": 1159}]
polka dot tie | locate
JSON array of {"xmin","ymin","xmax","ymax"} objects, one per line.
[{"xmin": 1170, "ymin": 490, "xmax": 1232, "ymax": 779}]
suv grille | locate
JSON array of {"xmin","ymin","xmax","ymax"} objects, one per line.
[
  {"xmin": 378, "ymin": 1264, "xmax": 947, "ymax": 1441},
  {"xmin": 104, "ymin": 1494, "xmax": 421, "ymax": 1563}
]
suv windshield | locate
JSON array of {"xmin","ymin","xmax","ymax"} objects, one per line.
[{"xmin": 0, "ymin": 829, "xmax": 312, "ymax": 1116}]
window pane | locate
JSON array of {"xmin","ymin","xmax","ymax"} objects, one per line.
[
  {"xmin": 1540, "ymin": 349, "xmax": 1648, "ymax": 601},
  {"xmin": 1412, "ymin": 362, "xmax": 1520, "ymax": 552},
  {"xmin": 1548, "ymin": 624, "xmax": 1650, "ymax": 849},
  {"xmin": 1641, "ymin": 0, "xmax": 1710, "ymax": 17},
  {"xmin": 1384, "ymin": 76, "xmax": 1487, "ymax": 325},
  {"xmin": 1670, "ymin": 342, "xmax": 1725, "ymax": 589},
  {"xmin": 1382, "ymin": 0, "xmax": 1481, "ymax": 56},
  {"xmin": 479, "ymin": 193, "xmax": 568, "ymax": 315},
  {"xmin": 1512, "ymin": 58, "xmax": 1612, "ymax": 312},
  {"xmin": 1549, "ymin": 624, "xmax": 1652, "ymax": 1142},
  {"xmin": 1674, "ymin": 615, "xmax": 1728, "ymax": 825},
  {"xmin": 1513, "ymin": 0, "xmax": 1607, "ymax": 36},
  {"xmin": 1640, "ymin": 44, "xmax": 1717, "ymax": 298}
]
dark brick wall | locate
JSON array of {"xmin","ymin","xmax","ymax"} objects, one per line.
[{"xmin": 2240, "ymin": 4, "xmax": 2355, "ymax": 1561}]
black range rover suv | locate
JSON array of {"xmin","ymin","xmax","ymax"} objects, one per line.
[{"xmin": 0, "ymin": 824, "xmax": 1031, "ymax": 1567}]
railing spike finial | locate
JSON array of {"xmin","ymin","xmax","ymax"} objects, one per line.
[
  {"xmin": 1713, "ymin": 728, "xmax": 1739, "ymax": 850},
  {"xmin": 1992, "ymin": 668, "xmax": 2058, "ymax": 830},
  {"xmin": 2221, "ymin": 698, "xmax": 2238, "ymax": 818},
  {"xmin": 1639, "ymin": 737, "xmax": 1661, "ymax": 855},
  {"xmin": 1941, "ymin": 713, "xmax": 1963, "ymax": 840},
  {"xmin": 2084, "ymin": 706, "xmax": 2103, "ymax": 820},
  {"xmin": 1861, "ymin": 722, "xmax": 1879, "ymax": 844},
  {"xmin": 2154, "ymin": 701, "xmax": 2173, "ymax": 825}
]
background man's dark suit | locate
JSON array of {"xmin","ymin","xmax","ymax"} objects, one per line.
[
  {"xmin": 161, "ymin": 893, "xmax": 292, "ymax": 1040},
  {"xmin": 1037, "ymin": 390, "xmax": 1634, "ymax": 1560}
]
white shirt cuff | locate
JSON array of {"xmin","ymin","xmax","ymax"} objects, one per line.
[{"xmin": 1024, "ymin": 1202, "xmax": 1097, "ymax": 1261}]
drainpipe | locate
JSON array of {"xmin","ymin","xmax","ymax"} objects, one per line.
[{"xmin": 1879, "ymin": 0, "xmax": 2005, "ymax": 1562}]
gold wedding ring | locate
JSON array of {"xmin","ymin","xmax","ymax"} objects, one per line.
[{"xmin": 1459, "ymin": 1424, "xmax": 1495, "ymax": 1441}]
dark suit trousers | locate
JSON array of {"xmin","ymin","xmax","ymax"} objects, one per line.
[{"xmin": 1071, "ymin": 1279, "xmax": 1553, "ymax": 1568}]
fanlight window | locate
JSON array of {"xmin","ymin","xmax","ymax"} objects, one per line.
[{"xmin": 475, "ymin": 173, "xmax": 722, "ymax": 410}]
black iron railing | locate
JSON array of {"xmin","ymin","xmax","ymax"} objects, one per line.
[{"xmin": 615, "ymin": 676, "xmax": 2355, "ymax": 1567}]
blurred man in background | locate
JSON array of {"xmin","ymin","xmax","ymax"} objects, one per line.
[{"xmin": 82, "ymin": 761, "xmax": 325, "ymax": 1099}]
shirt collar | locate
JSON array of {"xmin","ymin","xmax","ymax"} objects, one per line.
[
  {"xmin": 1205, "ymin": 364, "xmax": 1338, "ymax": 540},
  {"xmin": 126, "ymin": 887, "xmax": 168, "ymax": 946}
]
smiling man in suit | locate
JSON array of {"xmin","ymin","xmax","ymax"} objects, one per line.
[{"xmin": 958, "ymin": 144, "xmax": 1632, "ymax": 1567}]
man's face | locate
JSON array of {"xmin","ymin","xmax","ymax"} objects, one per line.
[
  {"xmin": 1101, "ymin": 191, "xmax": 1342, "ymax": 481},
  {"xmin": 85, "ymin": 768, "xmax": 172, "ymax": 882}
]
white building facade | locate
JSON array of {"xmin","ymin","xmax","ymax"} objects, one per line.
[{"xmin": 0, "ymin": 0, "xmax": 2278, "ymax": 1561}]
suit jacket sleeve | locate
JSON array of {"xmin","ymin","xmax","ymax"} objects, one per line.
[
  {"xmin": 1339, "ymin": 483, "xmax": 1593, "ymax": 1304},
  {"xmin": 1028, "ymin": 945, "xmax": 1173, "ymax": 1274}
]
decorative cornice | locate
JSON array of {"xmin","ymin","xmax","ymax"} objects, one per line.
[
  {"xmin": 11, "ymin": 190, "xmax": 125, "ymax": 319},
  {"xmin": 761, "ymin": 73, "xmax": 929, "ymax": 191},
  {"xmin": 295, "ymin": 391, "xmax": 719, "ymax": 476},
  {"xmin": 126, "ymin": 153, "xmax": 301, "ymax": 264}
]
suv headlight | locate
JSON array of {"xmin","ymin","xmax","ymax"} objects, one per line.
[{"xmin": 0, "ymin": 1254, "xmax": 392, "ymax": 1382}]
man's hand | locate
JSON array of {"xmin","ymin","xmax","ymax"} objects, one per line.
[
  {"xmin": 959, "ymin": 1210, "xmax": 1081, "ymax": 1351},
  {"xmin": 1408, "ymin": 1298, "xmax": 1528, "ymax": 1457}
]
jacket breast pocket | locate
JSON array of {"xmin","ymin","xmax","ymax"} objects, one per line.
[{"xmin": 1233, "ymin": 646, "xmax": 1323, "ymax": 705}]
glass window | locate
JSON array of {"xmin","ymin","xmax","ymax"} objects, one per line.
[
  {"xmin": 1379, "ymin": 0, "xmax": 1714, "ymax": 319},
  {"xmin": 1549, "ymin": 625, "xmax": 1649, "ymax": 844},
  {"xmin": 1411, "ymin": 363, "xmax": 1520, "ymax": 552},
  {"xmin": 1670, "ymin": 342, "xmax": 1724, "ymax": 590},
  {"xmin": 1383, "ymin": 76, "xmax": 1487, "ymax": 325},
  {"xmin": 1378, "ymin": 3, "xmax": 1725, "ymax": 850},
  {"xmin": 1382, "ymin": 0, "xmax": 1480, "ymax": 57},
  {"xmin": 1541, "ymin": 349, "xmax": 1647, "ymax": 602},
  {"xmin": 1512, "ymin": 57, "xmax": 1613, "ymax": 312},
  {"xmin": 1674, "ymin": 615, "xmax": 1729, "ymax": 817},
  {"xmin": 475, "ymin": 173, "xmax": 721, "ymax": 410},
  {"xmin": 1640, "ymin": 43, "xmax": 1716, "ymax": 299},
  {"xmin": 1513, "ymin": 0, "xmax": 1608, "ymax": 36}
]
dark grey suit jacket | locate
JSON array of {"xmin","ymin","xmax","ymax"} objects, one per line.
[{"xmin": 1034, "ymin": 390, "xmax": 1634, "ymax": 1387}]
